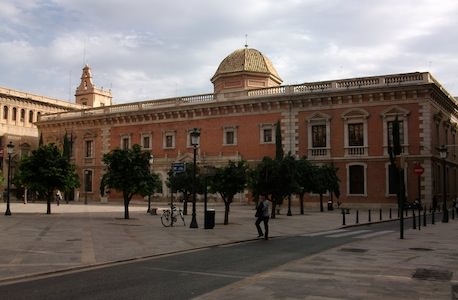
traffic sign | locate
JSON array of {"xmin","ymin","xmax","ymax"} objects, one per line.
[
  {"xmin": 172, "ymin": 162, "xmax": 185, "ymax": 173},
  {"xmin": 414, "ymin": 164, "xmax": 424, "ymax": 176}
]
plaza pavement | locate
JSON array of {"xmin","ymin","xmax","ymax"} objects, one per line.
[{"xmin": 0, "ymin": 201, "xmax": 457, "ymax": 299}]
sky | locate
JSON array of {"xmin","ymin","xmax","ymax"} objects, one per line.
[{"xmin": 1, "ymin": 0, "xmax": 458, "ymax": 104}]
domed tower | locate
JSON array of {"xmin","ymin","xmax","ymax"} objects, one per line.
[
  {"xmin": 211, "ymin": 47, "xmax": 283, "ymax": 94},
  {"xmin": 75, "ymin": 64, "xmax": 112, "ymax": 108}
]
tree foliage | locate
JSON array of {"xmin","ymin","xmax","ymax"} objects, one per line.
[
  {"xmin": 15, "ymin": 144, "xmax": 79, "ymax": 214},
  {"xmin": 209, "ymin": 160, "xmax": 248, "ymax": 225},
  {"xmin": 101, "ymin": 144, "xmax": 160, "ymax": 219},
  {"xmin": 166, "ymin": 162, "xmax": 204, "ymax": 215},
  {"xmin": 310, "ymin": 164, "xmax": 340, "ymax": 212}
]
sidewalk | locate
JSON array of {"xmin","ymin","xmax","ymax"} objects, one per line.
[{"xmin": 0, "ymin": 202, "xmax": 457, "ymax": 299}]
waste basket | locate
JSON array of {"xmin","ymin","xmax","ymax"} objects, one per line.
[
  {"xmin": 327, "ymin": 200, "xmax": 333, "ymax": 211},
  {"xmin": 205, "ymin": 209, "xmax": 215, "ymax": 229}
]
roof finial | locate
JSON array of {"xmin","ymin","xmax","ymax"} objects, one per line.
[{"xmin": 245, "ymin": 34, "xmax": 248, "ymax": 48}]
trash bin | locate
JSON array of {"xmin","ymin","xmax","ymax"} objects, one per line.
[
  {"xmin": 327, "ymin": 200, "xmax": 333, "ymax": 211},
  {"xmin": 205, "ymin": 209, "xmax": 215, "ymax": 229}
]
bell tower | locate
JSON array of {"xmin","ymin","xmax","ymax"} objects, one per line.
[{"xmin": 75, "ymin": 64, "xmax": 112, "ymax": 107}]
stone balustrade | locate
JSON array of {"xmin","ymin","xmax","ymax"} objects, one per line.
[{"xmin": 38, "ymin": 72, "xmax": 442, "ymax": 122}]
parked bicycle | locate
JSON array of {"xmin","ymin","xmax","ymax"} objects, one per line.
[{"xmin": 161, "ymin": 203, "xmax": 185, "ymax": 227}]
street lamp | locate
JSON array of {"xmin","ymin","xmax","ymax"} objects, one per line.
[
  {"xmin": 84, "ymin": 170, "xmax": 89, "ymax": 205},
  {"xmin": 147, "ymin": 155, "xmax": 154, "ymax": 213},
  {"xmin": 5, "ymin": 142, "xmax": 14, "ymax": 216},
  {"xmin": 439, "ymin": 145, "xmax": 449, "ymax": 223},
  {"xmin": 189, "ymin": 128, "xmax": 200, "ymax": 228}
]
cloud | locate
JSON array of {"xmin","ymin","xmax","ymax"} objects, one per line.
[{"xmin": 1, "ymin": 0, "xmax": 458, "ymax": 102}]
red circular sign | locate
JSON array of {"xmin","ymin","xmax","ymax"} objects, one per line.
[{"xmin": 414, "ymin": 164, "xmax": 424, "ymax": 176}]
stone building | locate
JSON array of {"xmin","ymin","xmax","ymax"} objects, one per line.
[
  {"xmin": 0, "ymin": 65, "xmax": 111, "ymax": 200},
  {"xmin": 35, "ymin": 47, "xmax": 458, "ymax": 207}
]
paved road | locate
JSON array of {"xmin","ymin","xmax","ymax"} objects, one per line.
[{"xmin": 0, "ymin": 222, "xmax": 400, "ymax": 300}]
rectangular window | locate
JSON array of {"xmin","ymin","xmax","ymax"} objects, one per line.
[
  {"xmin": 84, "ymin": 170, "xmax": 93, "ymax": 192},
  {"xmin": 387, "ymin": 121, "xmax": 404, "ymax": 147},
  {"xmin": 349, "ymin": 165, "xmax": 365, "ymax": 194},
  {"xmin": 122, "ymin": 137, "xmax": 129, "ymax": 150},
  {"xmin": 3, "ymin": 106, "xmax": 7, "ymax": 120},
  {"xmin": 142, "ymin": 136, "xmax": 151, "ymax": 149},
  {"xmin": 85, "ymin": 140, "xmax": 93, "ymax": 158},
  {"xmin": 348, "ymin": 123, "xmax": 364, "ymax": 146},
  {"xmin": 20, "ymin": 109, "xmax": 25, "ymax": 122},
  {"xmin": 312, "ymin": 125, "xmax": 326, "ymax": 148},
  {"xmin": 225, "ymin": 131, "xmax": 234, "ymax": 145},
  {"xmin": 263, "ymin": 128, "xmax": 273, "ymax": 143},
  {"xmin": 165, "ymin": 135, "xmax": 173, "ymax": 148},
  {"xmin": 12, "ymin": 107, "xmax": 17, "ymax": 121}
]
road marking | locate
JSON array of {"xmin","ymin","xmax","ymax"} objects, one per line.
[
  {"xmin": 145, "ymin": 267, "xmax": 248, "ymax": 279},
  {"xmin": 326, "ymin": 229, "xmax": 371, "ymax": 238},
  {"xmin": 301, "ymin": 229, "xmax": 348, "ymax": 237},
  {"xmin": 354, "ymin": 230, "xmax": 394, "ymax": 239}
]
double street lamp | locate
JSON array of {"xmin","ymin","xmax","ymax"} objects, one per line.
[
  {"xmin": 5, "ymin": 142, "xmax": 14, "ymax": 216},
  {"xmin": 189, "ymin": 128, "xmax": 200, "ymax": 229},
  {"xmin": 439, "ymin": 145, "xmax": 449, "ymax": 223},
  {"xmin": 147, "ymin": 155, "xmax": 154, "ymax": 213}
]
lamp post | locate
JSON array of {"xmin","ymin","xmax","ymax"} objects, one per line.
[
  {"xmin": 5, "ymin": 142, "xmax": 14, "ymax": 216},
  {"xmin": 84, "ymin": 170, "xmax": 89, "ymax": 205},
  {"xmin": 439, "ymin": 145, "xmax": 449, "ymax": 223},
  {"xmin": 147, "ymin": 156, "xmax": 154, "ymax": 213},
  {"xmin": 189, "ymin": 128, "xmax": 200, "ymax": 228}
]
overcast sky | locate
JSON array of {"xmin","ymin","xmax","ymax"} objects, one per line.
[{"xmin": 1, "ymin": 0, "xmax": 458, "ymax": 104}]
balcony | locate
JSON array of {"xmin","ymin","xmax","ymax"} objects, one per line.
[
  {"xmin": 345, "ymin": 146, "xmax": 367, "ymax": 156},
  {"xmin": 309, "ymin": 147, "xmax": 330, "ymax": 158}
]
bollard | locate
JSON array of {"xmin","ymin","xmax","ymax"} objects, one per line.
[
  {"xmin": 389, "ymin": 208, "xmax": 392, "ymax": 219},
  {"xmin": 356, "ymin": 210, "xmax": 359, "ymax": 224},
  {"xmin": 412, "ymin": 209, "xmax": 416, "ymax": 229},
  {"xmin": 368, "ymin": 209, "xmax": 371, "ymax": 222},
  {"xmin": 432, "ymin": 209, "xmax": 435, "ymax": 224},
  {"xmin": 423, "ymin": 206, "xmax": 427, "ymax": 227},
  {"xmin": 380, "ymin": 208, "xmax": 382, "ymax": 221},
  {"xmin": 342, "ymin": 209, "xmax": 346, "ymax": 226}
]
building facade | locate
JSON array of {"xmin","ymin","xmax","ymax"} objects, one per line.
[
  {"xmin": 34, "ymin": 47, "xmax": 458, "ymax": 207},
  {"xmin": 0, "ymin": 65, "xmax": 111, "ymax": 199}
]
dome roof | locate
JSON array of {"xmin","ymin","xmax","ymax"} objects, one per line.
[{"xmin": 211, "ymin": 48, "xmax": 282, "ymax": 83}]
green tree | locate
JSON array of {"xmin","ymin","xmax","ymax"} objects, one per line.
[
  {"xmin": 166, "ymin": 162, "xmax": 203, "ymax": 215},
  {"xmin": 311, "ymin": 164, "xmax": 340, "ymax": 212},
  {"xmin": 295, "ymin": 157, "xmax": 314, "ymax": 214},
  {"xmin": 209, "ymin": 160, "xmax": 248, "ymax": 225},
  {"xmin": 101, "ymin": 144, "xmax": 160, "ymax": 219},
  {"xmin": 248, "ymin": 156, "xmax": 293, "ymax": 219},
  {"xmin": 15, "ymin": 144, "xmax": 79, "ymax": 214},
  {"xmin": 275, "ymin": 120, "xmax": 284, "ymax": 161}
]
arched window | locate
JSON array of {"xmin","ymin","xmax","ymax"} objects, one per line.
[
  {"xmin": 3, "ymin": 106, "xmax": 8, "ymax": 120},
  {"xmin": 12, "ymin": 107, "xmax": 17, "ymax": 121},
  {"xmin": 29, "ymin": 110, "xmax": 34, "ymax": 123}
]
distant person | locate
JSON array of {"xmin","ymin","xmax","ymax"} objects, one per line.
[
  {"xmin": 255, "ymin": 196, "xmax": 270, "ymax": 240},
  {"xmin": 56, "ymin": 190, "xmax": 62, "ymax": 206}
]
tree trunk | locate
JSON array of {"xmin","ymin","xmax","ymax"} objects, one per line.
[
  {"xmin": 46, "ymin": 196, "xmax": 51, "ymax": 214},
  {"xmin": 287, "ymin": 194, "xmax": 292, "ymax": 216},
  {"xmin": 124, "ymin": 194, "xmax": 130, "ymax": 219},
  {"xmin": 182, "ymin": 193, "xmax": 188, "ymax": 215},
  {"xmin": 299, "ymin": 192, "xmax": 304, "ymax": 215},
  {"xmin": 224, "ymin": 201, "xmax": 230, "ymax": 225},
  {"xmin": 319, "ymin": 193, "xmax": 324, "ymax": 212},
  {"xmin": 271, "ymin": 198, "xmax": 277, "ymax": 219}
]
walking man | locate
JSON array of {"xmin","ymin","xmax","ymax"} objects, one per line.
[{"xmin": 255, "ymin": 196, "xmax": 270, "ymax": 240}]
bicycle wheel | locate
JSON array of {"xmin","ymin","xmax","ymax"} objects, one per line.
[{"xmin": 161, "ymin": 211, "xmax": 172, "ymax": 227}]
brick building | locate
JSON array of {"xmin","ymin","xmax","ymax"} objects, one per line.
[{"xmin": 36, "ymin": 47, "xmax": 458, "ymax": 207}]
